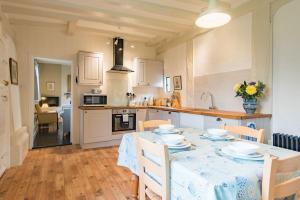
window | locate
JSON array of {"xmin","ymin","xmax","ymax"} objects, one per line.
[{"xmin": 165, "ymin": 76, "xmax": 171, "ymax": 93}]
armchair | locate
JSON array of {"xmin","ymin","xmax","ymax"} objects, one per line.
[{"xmin": 35, "ymin": 104, "xmax": 58, "ymax": 132}]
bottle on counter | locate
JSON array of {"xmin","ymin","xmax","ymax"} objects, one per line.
[
  {"xmin": 166, "ymin": 98, "xmax": 171, "ymax": 107},
  {"xmin": 161, "ymin": 98, "xmax": 167, "ymax": 106},
  {"xmin": 143, "ymin": 97, "xmax": 148, "ymax": 106},
  {"xmin": 149, "ymin": 96, "xmax": 154, "ymax": 106}
]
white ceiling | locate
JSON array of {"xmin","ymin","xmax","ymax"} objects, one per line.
[{"xmin": 0, "ymin": 0, "xmax": 250, "ymax": 46}]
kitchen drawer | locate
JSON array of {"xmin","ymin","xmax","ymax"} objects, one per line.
[
  {"xmin": 148, "ymin": 109, "xmax": 161, "ymax": 120},
  {"xmin": 180, "ymin": 113, "xmax": 204, "ymax": 129},
  {"xmin": 160, "ymin": 111, "xmax": 180, "ymax": 128}
]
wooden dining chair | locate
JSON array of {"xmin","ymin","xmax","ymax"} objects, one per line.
[
  {"xmin": 138, "ymin": 119, "xmax": 171, "ymax": 131},
  {"xmin": 136, "ymin": 134, "xmax": 170, "ymax": 200},
  {"xmin": 262, "ymin": 154, "xmax": 300, "ymax": 200},
  {"xmin": 221, "ymin": 125, "xmax": 265, "ymax": 143}
]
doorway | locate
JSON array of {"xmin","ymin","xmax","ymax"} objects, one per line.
[
  {"xmin": 33, "ymin": 58, "xmax": 72, "ymax": 148},
  {"xmin": 273, "ymin": 0, "xmax": 300, "ymax": 135}
]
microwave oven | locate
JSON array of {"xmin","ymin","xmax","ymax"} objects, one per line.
[{"xmin": 82, "ymin": 93, "xmax": 107, "ymax": 106}]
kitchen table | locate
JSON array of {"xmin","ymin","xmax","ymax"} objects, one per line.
[{"xmin": 117, "ymin": 128, "xmax": 300, "ymax": 200}]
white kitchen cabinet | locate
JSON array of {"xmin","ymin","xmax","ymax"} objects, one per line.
[
  {"xmin": 145, "ymin": 60, "xmax": 164, "ymax": 87},
  {"xmin": 78, "ymin": 51, "xmax": 103, "ymax": 85},
  {"xmin": 160, "ymin": 110, "xmax": 180, "ymax": 128},
  {"xmin": 136, "ymin": 109, "xmax": 147, "ymax": 131},
  {"xmin": 136, "ymin": 59, "xmax": 146, "ymax": 86},
  {"xmin": 204, "ymin": 116, "xmax": 239, "ymax": 129},
  {"xmin": 180, "ymin": 113, "xmax": 204, "ymax": 129},
  {"xmin": 147, "ymin": 109, "xmax": 180, "ymax": 128},
  {"xmin": 148, "ymin": 109, "xmax": 161, "ymax": 120},
  {"xmin": 82, "ymin": 110, "xmax": 112, "ymax": 144},
  {"xmin": 133, "ymin": 58, "xmax": 163, "ymax": 87}
]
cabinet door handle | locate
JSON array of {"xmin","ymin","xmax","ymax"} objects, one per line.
[
  {"xmin": 216, "ymin": 117, "xmax": 222, "ymax": 122},
  {"xmin": 168, "ymin": 111, "xmax": 171, "ymax": 114}
]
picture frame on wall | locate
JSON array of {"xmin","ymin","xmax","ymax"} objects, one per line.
[
  {"xmin": 46, "ymin": 82, "xmax": 55, "ymax": 91},
  {"xmin": 9, "ymin": 58, "xmax": 18, "ymax": 85},
  {"xmin": 173, "ymin": 76, "xmax": 182, "ymax": 90}
]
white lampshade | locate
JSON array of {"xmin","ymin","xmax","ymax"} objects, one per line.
[
  {"xmin": 195, "ymin": 0, "xmax": 231, "ymax": 29},
  {"xmin": 195, "ymin": 10, "xmax": 231, "ymax": 28},
  {"xmin": 41, "ymin": 103, "xmax": 49, "ymax": 109}
]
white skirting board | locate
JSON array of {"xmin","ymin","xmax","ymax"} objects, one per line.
[{"xmin": 11, "ymin": 126, "xmax": 29, "ymax": 166}]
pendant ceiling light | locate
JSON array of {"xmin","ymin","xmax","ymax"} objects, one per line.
[{"xmin": 195, "ymin": 0, "xmax": 231, "ymax": 29}]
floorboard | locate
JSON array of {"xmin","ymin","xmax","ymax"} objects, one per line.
[{"xmin": 0, "ymin": 145, "xmax": 133, "ymax": 200}]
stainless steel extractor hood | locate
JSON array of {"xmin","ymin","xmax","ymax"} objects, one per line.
[{"xmin": 107, "ymin": 37, "xmax": 134, "ymax": 73}]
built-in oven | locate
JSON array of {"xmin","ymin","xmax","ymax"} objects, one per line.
[{"xmin": 112, "ymin": 109, "xmax": 136, "ymax": 134}]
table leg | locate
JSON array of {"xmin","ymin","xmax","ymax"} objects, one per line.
[{"xmin": 130, "ymin": 174, "xmax": 139, "ymax": 199}]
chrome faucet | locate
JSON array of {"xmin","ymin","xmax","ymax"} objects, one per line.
[{"xmin": 200, "ymin": 91, "xmax": 216, "ymax": 110}]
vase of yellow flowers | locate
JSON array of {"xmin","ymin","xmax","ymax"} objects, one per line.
[{"xmin": 234, "ymin": 81, "xmax": 265, "ymax": 114}]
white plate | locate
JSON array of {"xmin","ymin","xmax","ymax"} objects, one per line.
[
  {"xmin": 221, "ymin": 147, "xmax": 264, "ymax": 161},
  {"xmin": 161, "ymin": 134, "xmax": 185, "ymax": 145},
  {"xmin": 207, "ymin": 128, "xmax": 229, "ymax": 137},
  {"xmin": 229, "ymin": 142, "xmax": 260, "ymax": 155},
  {"xmin": 168, "ymin": 141, "xmax": 191, "ymax": 149},
  {"xmin": 153, "ymin": 128, "xmax": 181, "ymax": 134},
  {"xmin": 202, "ymin": 133, "xmax": 235, "ymax": 140},
  {"xmin": 159, "ymin": 124, "xmax": 175, "ymax": 130}
]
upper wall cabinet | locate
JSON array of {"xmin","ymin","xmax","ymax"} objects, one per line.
[
  {"xmin": 133, "ymin": 58, "xmax": 164, "ymax": 87},
  {"xmin": 78, "ymin": 51, "xmax": 103, "ymax": 85}
]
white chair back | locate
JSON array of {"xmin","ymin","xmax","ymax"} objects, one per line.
[
  {"xmin": 222, "ymin": 125, "xmax": 265, "ymax": 143},
  {"xmin": 262, "ymin": 154, "xmax": 300, "ymax": 200},
  {"xmin": 136, "ymin": 135, "xmax": 170, "ymax": 200}
]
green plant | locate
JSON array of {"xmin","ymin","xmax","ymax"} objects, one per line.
[{"xmin": 234, "ymin": 81, "xmax": 265, "ymax": 100}]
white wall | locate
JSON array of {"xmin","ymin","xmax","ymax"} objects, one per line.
[
  {"xmin": 161, "ymin": 43, "xmax": 188, "ymax": 106},
  {"xmin": 193, "ymin": 13, "xmax": 252, "ymax": 77},
  {"xmin": 160, "ymin": 14, "xmax": 252, "ymax": 110},
  {"xmin": 0, "ymin": 21, "xmax": 19, "ymax": 129},
  {"xmin": 0, "ymin": 13, "xmax": 22, "ymax": 168},
  {"xmin": 13, "ymin": 25, "xmax": 156, "ymax": 146},
  {"xmin": 39, "ymin": 63, "xmax": 62, "ymax": 97},
  {"xmin": 61, "ymin": 65, "xmax": 71, "ymax": 106},
  {"xmin": 193, "ymin": 13, "xmax": 252, "ymax": 111},
  {"xmin": 273, "ymin": 0, "xmax": 300, "ymax": 135}
]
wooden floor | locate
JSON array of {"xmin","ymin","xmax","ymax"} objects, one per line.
[{"xmin": 0, "ymin": 145, "xmax": 133, "ymax": 200}]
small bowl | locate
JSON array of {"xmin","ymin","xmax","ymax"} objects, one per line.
[
  {"xmin": 207, "ymin": 128, "xmax": 229, "ymax": 137},
  {"xmin": 159, "ymin": 124, "xmax": 175, "ymax": 130},
  {"xmin": 161, "ymin": 134, "xmax": 185, "ymax": 145},
  {"xmin": 229, "ymin": 142, "xmax": 260, "ymax": 155}
]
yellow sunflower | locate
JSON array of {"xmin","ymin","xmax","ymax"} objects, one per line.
[{"xmin": 246, "ymin": 85, "xmax": 257, "ymax": 95}]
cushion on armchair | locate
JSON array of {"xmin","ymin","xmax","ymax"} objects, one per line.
[{"xmin": 35, "ymin": 104, "xmax": 42, "ymax": 113}]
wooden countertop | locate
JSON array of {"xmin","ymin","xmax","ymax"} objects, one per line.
[
  {"xmin": 78, "ymin": 105, "xmax": 272, "ymax": 120},
  {"xmin": 78, "ymin": 105, "xmax": 147, "ymax": 110}
]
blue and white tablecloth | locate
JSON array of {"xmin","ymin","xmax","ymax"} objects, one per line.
[{"xmin": 117, "ymin": 128, "xmax": 300, "ymax": 200}]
